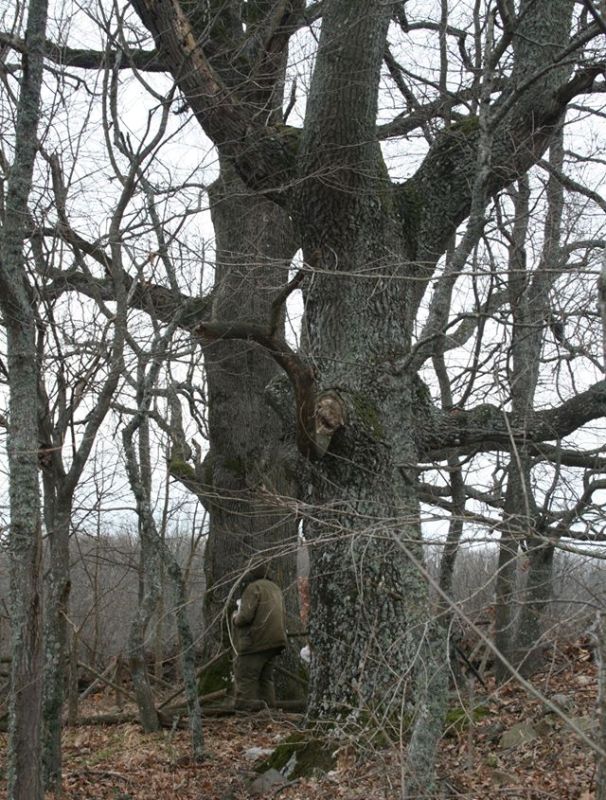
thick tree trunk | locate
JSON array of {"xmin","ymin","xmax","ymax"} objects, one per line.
[
  {"xmin": 0, "ymin": 365, "xmax": 40, "ymax": 775},
  {"xmin": 200, "ymin": 158, "xmax": 304, "ymax": 697},
  {"xmin": 3, "ymin": 325, "xmax": 44, "ymax": 800},
  {"xmin": 514, "ymin": 539, "xmax": 555, "ymax": 675},
  {"xmin": 126, "ymin": 0, "xmax": 582, "ymax": 788},
  {"xmin": 295, "ymin": 1, "xmax": 451, "ymax": 792}
]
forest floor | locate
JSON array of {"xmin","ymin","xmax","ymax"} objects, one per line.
[{"xmin": 0, "ymin": 639, "xmax": 599, "ymax": 799}]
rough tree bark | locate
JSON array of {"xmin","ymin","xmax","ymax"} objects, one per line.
[
  {"xmin": 155, "ymin": 1, "xmax": 306, "ymax": 696},
  {"xmin": 196, "ymin": 158, "xmax": 301, "ymax": 666},
  {"xmin": 295, "ymin": 4, "xmax": 449, "ymax": 791},
  {"xmin": 0, "ymin": 0, "xmax": 49, "ymax": 796}
]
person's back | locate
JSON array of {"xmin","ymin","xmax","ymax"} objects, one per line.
[
  {"xmin": 231, "ymin": 574, "xmax": 287, "ymax": 709},
  {"xmin": 233, "ymin": 578, "xmax": 287, "ymax": 654}
]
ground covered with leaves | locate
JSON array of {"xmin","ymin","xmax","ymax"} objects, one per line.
[{"xmin": 0, "ymin": 642, "xmax": 599, "ymax": 799}]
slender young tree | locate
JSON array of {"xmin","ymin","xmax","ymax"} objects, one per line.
[
  {"xmin": 0, "ymin": 0, "xmax": 48, "ymax": 796},
  {"xmin": 36, "ymin": 155, "xmax": 130, "ymax": 791}
]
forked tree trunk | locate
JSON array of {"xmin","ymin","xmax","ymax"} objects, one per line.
[
  {"xmin": 297, "ymin": 5, "xmax": 449, "ymax": 791},
  {"xmin": 130, "ymin": 0, "xmax": 579, "ymax": 791}
]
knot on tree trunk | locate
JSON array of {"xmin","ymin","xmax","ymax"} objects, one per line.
[{"xmin": 314, "ymin": 390, "xmax": 346, "ymax": 456}]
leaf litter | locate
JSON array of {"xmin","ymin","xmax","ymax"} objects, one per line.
[{"xmin": 0, "ymin": 639, "xmax": 600, "ymax": 799}]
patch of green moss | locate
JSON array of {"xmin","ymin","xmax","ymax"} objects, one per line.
[
  {"xmin": 198, "ymin": 652, "xmax": 233, "ymax": 696},
  {"xmin": 350, "ymin": 707, "xmax": 414, "ymax": 748},
  {"xmin": 444, "ymin": 704, "xmax": 490, "ymax": 737},
  {"xmin": 257, "ymin": 731, "xmax": 336, "ymax": 779},
  {"xmin": 351, "ymin": 393, "xmax": 384, "ymax": 439},
  {"xmin": 448, "ymin": 114, "xmax": 480, "ymax": 137},
  {"xmin": 168, "ymin": 459, "xmax": 197, "ymax": 482}
]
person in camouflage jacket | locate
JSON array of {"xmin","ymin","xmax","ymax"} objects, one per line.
[{"xmin": 231, "ymin": 565, "xmax": 287, "ymax": 709}]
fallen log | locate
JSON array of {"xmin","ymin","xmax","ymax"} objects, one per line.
[
  {"xmin": 76, "ymin": 696, "xmax": 305, "ymax": 726},
  {"xmin": 78, "ymin": 660, "xmax": 137, "ymax": 706}
]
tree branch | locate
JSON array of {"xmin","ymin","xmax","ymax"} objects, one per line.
[
  {"xmin": 197, "ymin": 318, "xmax": 318, "ymax": 459},
  {"xmin": 0, "ymin": 32, "xmax": 163, "ymax": 70},
  {"xmin": 420, "ymin": 380, "xmax": 606, "ymax": 457},
  {"xmin": 130, "ymin": 0, "xmax": 297, "ymax": 194}
]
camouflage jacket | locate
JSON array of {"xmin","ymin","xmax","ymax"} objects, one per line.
[{"xmin": 232, "ymin": 578, "xmax": 287, "ymax": 655}]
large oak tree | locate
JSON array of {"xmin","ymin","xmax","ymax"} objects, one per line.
[
  {"xmin": 2, "ymin": 0, "xmax": 606, "ymax": 793},
  {"xmin": 122, "ymin": 0, "xmax": 605, "ymax": 787}
]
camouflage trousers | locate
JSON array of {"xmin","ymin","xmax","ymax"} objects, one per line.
[{"xmin": 233, "ymin": 647, "xmax": 283, "ymax": 709}]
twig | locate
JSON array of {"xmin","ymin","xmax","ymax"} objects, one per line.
[
  {"xmin": 77, "ymin": 656, "xmax": 118, "ymax": 704},
  {"xmin": 273, "ymin": 779, "xmax": 300, "ymax": 796},
  {"xmin": 158, "ymin": 648, "xmax": 228, "ymax": 709},
  {"xmin": 78, "ymin": 661, "xmax": 137, "ymax": 705},
  {"xmin": 269, "ymin": 269, "xmax": 305, "ymax": 334}
]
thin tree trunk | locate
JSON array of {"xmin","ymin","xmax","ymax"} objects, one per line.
[
  {"xmin": 42, "ymin": 503, "xmax": 72, "ymax": 788},
  {"xmin": 166, "ymin": 551, "xmax": 204, "ymax": 761},
  {"xmin": 596, "ymin": 611, "xmax": 606, "ymax": 800},
  {"xmin": 494, "ymin": 531, "xmax": 518, "ymax": 683},
  {"xmin": 124, "ymin": 373, "xmax": 203, "ymax": 749},
  {"xmin": 67, "ymin": 629, "xmax": 79, "ymax": 726},
  {"xmin": 128, "ymin": 587, "xmax": 161, "ymax": 732},
  {"xmin": 509, "ymin": 130, "xmax": 565, "ymax": 672},
  {"xmin": 0, "ymin": 0, "xmax": 49, "ymax": 795}
]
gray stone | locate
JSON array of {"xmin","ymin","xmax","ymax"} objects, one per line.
[
  {"xmin": 499, "ymin": 721, "xmax": 538, "ymax": 749},
  {"xmin": 484, "ymin": 720, "xmax": 506, "ymax": 742},
  {"xmin": 249, "ymin": 769, "xmax": 288, "ymax": 796},
  {"xmin": 244, "ymin": 747, "xmax": 275, "ymax": 761},
  {"xmin": 549, "ymin": 693, "xmax": 575, "ymax": 712},
  {"xmin": 568, "ymin": 715, "xmax": 598, "ymax": 735}
]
